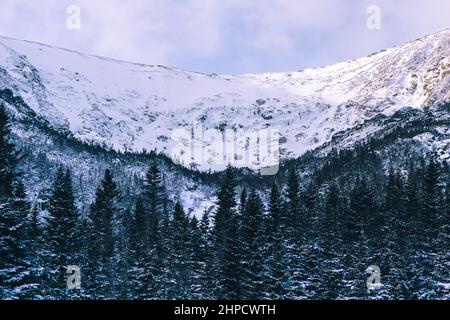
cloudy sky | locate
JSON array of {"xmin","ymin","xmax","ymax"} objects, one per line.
[{"xmin": 0, "ymin": 0, "xmax": 448, "ymax": 74}]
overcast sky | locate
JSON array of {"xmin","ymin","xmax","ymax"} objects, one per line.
[{"xmin": 0, "ymin": 0, "xmax": 449, "ymax": 74}]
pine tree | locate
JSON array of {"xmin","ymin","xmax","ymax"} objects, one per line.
[
  {"xmin": 134, "ymin": 196, "xmax": 146, "ymax": 237},
  {"xmin": 282, "ymin": 168, "xmax": 306, "ymax": 298},
  {"xmin": 405, "ymin": 167, "xmax": 420, "ymax": 221},
  {"xmin": 113, "ymin": 208, "xmax": 133, "ymax": 299},
  {"xmin": 87, "ymin": 169, "xmax": 122, "ymax": 299},
  {"xmin": 0, "ymin": 104, "xmax": 23, "ymax": 299},
  {"xmin": 45, "ymin": 168, "xmax": 81, "ymax": 299},
  {"xmin": 0, "ymin": 181, "xmax": 34, "ymax": 299},
  {"xmin": 423, "ymin": 157, "xmax": 448, "ymax": 299},
  {"xmin": 314, "ymin": 182, "xmax": 341, "ymax": 299},
  {"xmin": 343, "ymin": 176, "xmax": 377, "ymax": 299},
  {"xmin": 154, "ymin": 201, "xmax": 171, "ymax": 299},
  {"xmin": 240, "ymin": 190, "xmax": 264, "ymax": 299},
  {"xmin": 432, "ymin": 182, "xmax": 450, "ymax": 299},
  {"xmin": 24, "ymin": 205, "xmax": 45, "ymax": 299},
  {"xmin": 188, "ymin": 215, "xmax": 204, "ymax": 299},
  {"xmin": 423, "ymin": 156, "xmax": 441, "ymax": 227},
  {"xmin": 286, "ymin": 168, "xmax": 301, "ymax": 229},
  {"xmin": 143, "ymin": 163, "xmax": 166, "ymax": 246},
  {"xmin": 212, "ymin": 164, "xmax": 239, "ymax": 299},
  {"xmin": 141, "ymin": 164, "xmax": 169, "ymax": 298},
  {"xmin": 0, "ymin": 103, "xmax": 18, "ymax": 199},
  {"xmin": 166, "ymin": 202, "xmax": 190, "ymax": 299},
  {"xmin": 263, "ymin": 183, "xmax": 285, "ymax": 299},
  {"xmin": 129, "ymin": 196, "xmax": 155, "ymax": 299},
  {"xmin": 239, "ymin": 188, "xmax": 247, "ymax": 217},
  {"xmin": 196, "ymin": 208, "xmax": 215, "ymax": 299},
  {"xmin": 412, "ymin": 158, "xmax": 442, "ymax": 298},
  {"xmin": 220, "ymin": 205, "xmax": 242, "ymax": 299},
  {"xmin": 399, "ymin": 166, "xmax": 424, "ymax": 297}
]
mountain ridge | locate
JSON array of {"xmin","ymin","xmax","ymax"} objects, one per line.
[
  {"xmin": 0, "ymin": 29, "xmax": 449, "ymax": 172},
  {"xmin": 1, "ymin": 28, "xmax": 448, "ymax": 76}
]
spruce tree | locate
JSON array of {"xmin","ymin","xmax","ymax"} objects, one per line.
[
  {"xmin": 113, "ymin": 208, "xmax": 133, "ymax": 299},
  {"xmin": 0, "ymin": 104, "xmax": 21, "ymax": 299},
  {"xmin": 0, "ymin": 103, "xmax": 18, "ymax": 199},
  {"xmin": 241, "ymin": 190, "xmax": 264, "ymax": 299},
  {"xmin": 212, "ymin": 164, "xmax": 239, "ymax": 299},
  {"xmin": 412, "ymin": 158, "xmax": 442, "ymax": 298},
  {"xmin": 129, "ymin": 196, "xmax": 155, "ymax": 299},
  {"xmin": 188, "ymin": 215, "xmax": 204, "ymax": 299},
  {"xmin": 87, "ymin": 169, "xmax": 121, "ymax": 299},
  {"xmin": 286, "ymin": 168, "xmax": 301, "ymax": 228},
  {"xmin": 166, "ymin": 202, "xmax": 190, "ymax": 299},
  {"xmin": 197, "ymin": 208, "xmax": 215, "ymax": 299},
  {"xmin": 344, "ymin": 176, "xmax": 376, "ymax": 299},
  {"xmin": 314, "ymin": 182, "xmax": 338, "ymax": 299},
  {"xmin": 24, "ymin": 205, "xmax": 45, "ymax": 299},
  {"xmin": 263, "ymin": 183, "xmax": 285, "ymax": 299},
  {"xmin": 0, "ymin": 181, "xmax": 33, "ymax": 299},
  {"xmin": 282, "ymin": 168, "xmax": 305, "ymax": 298},
  {"xmin": 45, "ymin": 168, "xmax": 81, "ymax": 299},
  {"xmin": 144, "ymin": 163, "xmax": 166, "ymax": 246},
  {"xmin": 423, "ymin": 156, "xmax": 441, "ymax": 227},
  {"xmin": 141, "ymin": 164, "xmax": 169, "ymax": 297}
]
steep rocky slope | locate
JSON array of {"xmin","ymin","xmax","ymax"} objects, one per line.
[{"xmin": 0, "ymin": 29, "xmax": 448, "ymax": 172}]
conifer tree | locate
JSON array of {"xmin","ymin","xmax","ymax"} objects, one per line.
[
  {"xmin": 188, "ymin": 215, "xmax": 204, "ymax": 299},
  {"xmin": 24, "ymin": 205, "xmax": 45, "ymax": 299},
  {"xmin": 241, "ymin": 190, "xmax": 264, "ymax": 299},
  {"xmin": 113, "ymin": 208, "xmax": 133, "ymax": 299},
  {"xmin": 129, "ymin": 196, "xmax": 155, "ymax": 299},
  {"xmin": 45, "ymin": 168, "xmax": 81, "ymax": 299},
  {"xmin": 263, "ymin": 183, "xmax": 285, "ymax": 299},
  {"xmin": 166, "ymin": 202, "xmax": 190, "ymax": 299},
  {"xmin": 0, "ymin": 104, "xmax": 22, "ymax": 298},
  {"xmin": 197, "ymin": 208, "xmax": 215, "ymax": 299},
  {"xmin": 282, "ymin": 168, "xmax": 305, "ymax": 298},
  {"xmin": 144, "ymin": 163, "xmax": 166, "ymax": 246},
  {"xmin": 286, "ymin": 168, "xmax": 301, "ymax": 228},
  {"xmin": 423, "ymin": 156, "xmax": 441, "ymax": 227},
  {"xmin": 212, "ymin": 164, "xmax": 239, "ymax": 298},
  {"xmin": 0, "ymin": 103, "xmax": 18, "ymax": 199},
  {"xmin": 0, "ymin": 180, "xmax": 34, "ymax": 298},
  {"xmin": 316, "ymin": 182, "xmax": 344, "ymax": 299},
  {"xmin": 87, "ymin": 169, "xmax": 121, "ymax": 299}
]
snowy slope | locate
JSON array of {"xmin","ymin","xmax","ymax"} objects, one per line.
[{"xmin": 0, "ymin": 29, "xmax": 449, "ymax": 171}]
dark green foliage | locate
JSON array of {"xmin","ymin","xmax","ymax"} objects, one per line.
[
  {"xmin": 45, "ymin": 168, "xmax": 81, "ymax": 298},
  {"xmin": 0, "ymin": 105, "xmax": 34, "ymax": 299},
  {"xmin": 2, "ymin": 98, "xmax": 449, "ymax": 299},
  {"xmin": 144, "ymin": 163, "xmax": 166, "ymax": 245},
  {"xmin": 240, "ymin": 190, "xmax": 265, "ymax": 299},
  {"xmin": 263, "ymin": 183, "xmax": 285, "ymax": 299},
  {"xmin": 0, "ymin": 103, "xmax": 19, "ymax": 199},
  {"xmin": 212, "ymin": 164, "xmax": 239, "ymax": 299},
  {"xmin": 86, "ymin": 169, "xmax": 121, "ymax": 299}
]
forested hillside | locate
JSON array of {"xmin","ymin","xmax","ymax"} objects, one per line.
[{"xmin": 1, "ymin": 102, "xmax": 449, "ymax": 300}]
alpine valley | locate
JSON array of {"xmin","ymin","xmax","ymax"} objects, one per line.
[{"xmin": 0, "ymin": 29, "xmax": 449, "ymax": 300}]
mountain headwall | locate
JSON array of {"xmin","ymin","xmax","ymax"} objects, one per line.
[{"xmin": 0, "ymin": 30, "xmax": 448, "ymax": 172}]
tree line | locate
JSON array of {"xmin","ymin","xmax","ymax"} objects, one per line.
[{"xmin": 1, "ymin": 103, "xmax": 449, "ymax": 299}]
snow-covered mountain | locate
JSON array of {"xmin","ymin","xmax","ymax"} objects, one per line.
[
  {"xmin": 0, "ymin": 30, "xmax": 449, "ymax": 173},
  {"xmin": 3, "ymin": 26, "xmax": 450, "ymax": 301}
]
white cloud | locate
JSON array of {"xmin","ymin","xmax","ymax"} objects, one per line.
[{"xmin": 0, "ymin": 0, "xmax": 448, "ymax": 73}]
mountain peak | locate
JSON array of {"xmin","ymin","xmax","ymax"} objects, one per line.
[{"xmin": 0, "ymin": 31, "xmax": 448, "ymax": 171}]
